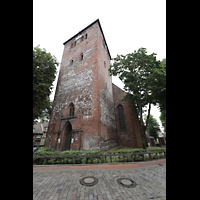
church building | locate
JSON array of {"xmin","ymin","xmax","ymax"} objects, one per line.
[{"xmin": 45, "ymin": 19, "xmax": 143, "ymax": 151}]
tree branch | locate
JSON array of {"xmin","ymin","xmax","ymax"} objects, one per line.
[{"xmin": 144, "ymin": 103, "xmax": 151, "ymax": 131}]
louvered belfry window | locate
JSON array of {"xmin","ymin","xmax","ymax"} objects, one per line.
[{"xmin": 118, "ymin": 105, "xmax": 126, "ymax": 130}]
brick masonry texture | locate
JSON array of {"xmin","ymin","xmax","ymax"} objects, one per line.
[
  {"xmin": 45, "ymin": 19, "xmax": 142, "ymax": 151},
  {"xmin": 33, "ymin": 163, "xmax": 166, "ymax": 200}
]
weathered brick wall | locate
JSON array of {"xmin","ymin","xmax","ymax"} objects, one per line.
[
  {"xmin": 97, "ymin": 24, "xmax": 118, "ymax": 150},
  {"xmin": 112, "ymin": 83, "xmax": 143, "ymax": 148},
  {"xmin": 46, "ymin": 21, "xmax": 118, "ymax": 151},
  {"xmin": 45, "ymin": 20, "xmax": 142, "ymax": 151}
]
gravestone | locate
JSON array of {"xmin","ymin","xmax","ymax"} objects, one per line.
[
  {"xmin": 158, "ymin": 137, "xmax": 165, "ymax": 147},
  {"xmin": 149, "ymin": 136, "xmax": 156, "ymax": 147}
]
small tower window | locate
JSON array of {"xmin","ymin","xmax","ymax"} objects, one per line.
[
  {"xmin": 70, "ymin": 104, "xmax": 74, "ymax": 117},
  {"xmin": 80, "ymin": 53, "xmax": 83, "ymax": 61},
  {"xmin": 104, "ymin": 61, "xmax": 106, "ymax": 68},
  {"xmin": 85, "ymin": 34, "xmax": 87, "ymax": 39},
  {"xmin": 71, "ymin": 59, "xmax": 73, "ymax": 65}
]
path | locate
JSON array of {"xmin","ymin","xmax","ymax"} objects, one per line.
[{"xmin": 33, "ymin": 159, "xmax": 166, "ymax": 200}]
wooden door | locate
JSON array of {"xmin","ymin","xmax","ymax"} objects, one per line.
[{"xmin": 66, "ymin": 128, "xmax": 72, "ymax": 150}]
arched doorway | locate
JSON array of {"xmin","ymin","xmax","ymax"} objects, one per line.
[{"xmin": 65, "ymin": 122, "xmax": 72, "ymax": 150}]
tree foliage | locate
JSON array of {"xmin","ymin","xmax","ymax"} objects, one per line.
[
  {"xmin": 39, "ymin": 96, "xmax": 53, "ymax": 123},
  {"xmin": 145, "ymin": 114, "xmax": 160, "ymax": 139},
  {"xmin": 33, "ymin": 45, "xmax": 59, "ymax": 124},
  {"xmin": 160, "ymin": 109, "xmax": 166, "ymax": 134},
  {"xmin": 158, "ymin": 58, "xmax": 166, "ymax": 134},
  {"xmin": 109, "ymin": 48, "xmax": 165, "ymax": 149},
  {"xmin": 156, "ymin": 58, "xmax": 166, "ymax": 112}
]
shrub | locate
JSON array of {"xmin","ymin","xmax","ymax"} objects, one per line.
[
  {"xmin": 84, "ymin": 150, "xmax": 102, "ymax": 155},
  {"xmin": 81, "ymin": 158, "xmax": 87, "ymax": 164},
  {"xmin": 34, "ymin": 148, "xmax": 54, "ymax": 155},
  {"xmin": 148, "ymin": 147, "xmax": 165, "ymax": 152},
  {"xmin": 93, "ymin": 158, "xmax": 99, "ymax": 163},
  {"xmin": 110, "ymin": 148, "xmax": 146, "ymax": 154},
  {"xmin": 33, "ymin": 147, "xmax": 165, "ymax": 165}
]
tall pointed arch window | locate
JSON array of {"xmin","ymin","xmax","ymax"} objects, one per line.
[{"xmin": 117, "ymin": 105, "xmax": 126, "ymax": 130}]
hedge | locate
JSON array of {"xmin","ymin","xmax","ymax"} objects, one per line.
[{"xmin": 33, "ymin": 148, "xmax": 166, "ymax": 165}]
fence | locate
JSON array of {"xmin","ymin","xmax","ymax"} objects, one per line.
[{"xmin": 33, "ymin": 150, "xmax": 166, "ymax": 165}]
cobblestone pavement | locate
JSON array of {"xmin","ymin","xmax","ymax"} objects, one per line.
[{"xmin": 33, "ymin": 162, "xmax": 166, "ymax": 200}]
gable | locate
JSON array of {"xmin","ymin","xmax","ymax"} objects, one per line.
[{"xmin": 63, "ymin": 19, "xmax": 111, "ymax": 60}]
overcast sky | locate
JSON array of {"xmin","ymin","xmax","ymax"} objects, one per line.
[{"xmin": 33, "ymin": 0, "xmax": 166, "ymax": 132}]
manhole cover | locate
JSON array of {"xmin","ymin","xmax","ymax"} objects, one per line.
[
  {"xmin": 117, "ymin": 178, "xmax": 136, "ymax": 188},
  {"xmin": 79, "ymin": 176, "xmax": 98, "ymax": 186},
  {"xmin": 84, "ymin": 178, "xmax": 95, "ymax": 183}
]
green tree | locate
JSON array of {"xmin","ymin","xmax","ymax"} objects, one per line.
[
  {"xmin": 109, "ymin": 47, "xmax": 165, "ymax": 149},
  {"xmin": 33, "ymin": 45, "xmax": 59, "ymax": 124},
  {"xmin": 40, "ymin": 96, "xmax": 53, "ymax": 123},
  {"xmin": 156, "ymin": 58, "xmax": 166, "ymax": 134},
  {"xmin": 160, "ymin": 109, "xmax": 166, "ymax": 134},
  {"xmin": 156, "ymin": 58, "xmax": 166, "ymax": 112},
  {"xmin": 145, "ymin": 114, "xmax": 160, "ymax": 139}
]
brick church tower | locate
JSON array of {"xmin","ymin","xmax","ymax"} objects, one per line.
[
  {"xmin": 45, "ymin": 19, "xmax": 143, "ymax": 151},
  {"xmin": 45, "ymin": 19, "xmax": 118, "ymax": 151}
]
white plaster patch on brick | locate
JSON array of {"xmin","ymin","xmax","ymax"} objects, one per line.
[
  {"xmin": 84, "ymin": 48, "xmax": 92, "ymax": 55},
  {"xmin": 52, "ymin": 68, "xmax": 94, "ymax": 119},
  {"xmin": 84, "ymin": 48, "xmax": 93, "ymax": 64}
]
